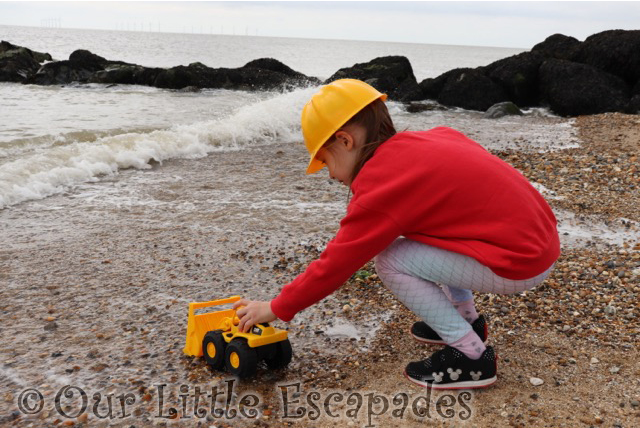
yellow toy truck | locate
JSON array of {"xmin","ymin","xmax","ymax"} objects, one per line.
[{"xmin": 184, "ymin": 295, "xmax": 292, "ymax": 378}]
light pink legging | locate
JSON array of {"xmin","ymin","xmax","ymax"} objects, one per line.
[{"xmin": 374, "ymin": 238, "xmax": 554, "ymax": 344}]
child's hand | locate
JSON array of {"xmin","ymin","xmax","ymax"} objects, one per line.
[{"xmin": 233, "ymin": 299, "xmax": 277, "ymax": 332}]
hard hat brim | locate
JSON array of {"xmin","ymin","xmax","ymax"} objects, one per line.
[{"xmin": 306, "ymin": 157, "xmax": 326, "ymax": 174}]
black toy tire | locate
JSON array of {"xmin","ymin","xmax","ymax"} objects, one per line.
[
  {"xmin": 265, "ymin": 339, "xmax": 293, "ymax": 370},
  {"xmin": 225, "ymin": 339, "xmax": 258, "ymax": 378},
  {"xmin": 202, "ymin": 330, "xmax": 226, "ymax": 370}
]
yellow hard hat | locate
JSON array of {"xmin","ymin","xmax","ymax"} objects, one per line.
[{"xmin": 301, "ymin": 79, "xmax": 387, "ymax": 174}]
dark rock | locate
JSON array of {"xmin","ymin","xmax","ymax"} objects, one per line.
[
  {"xmin": 44, "ymin": 321, "xmax": 58, "ymax": 331},
  {"xmin": 0, "ymin": 47, "xmax": 40, "ymax": 82},
  {"xmin": 89, "ymin": 66, "xmax": 134, "ymax": 84},
  {"xmin": 134, "ymin": 67, "xmax": 163, "ymax": 86},
  {"xmin": 484, "ymin": 101, "xmax": 523, "ymax": 119},
  {"xmin": 243, "ymin": 58, "xmax": 309, "ymax": 81},
  {"xmin": 572, "ymin": 30, "xmax": 640, "ymax": 85},
  {"xmin": 405, "ymin": 102, "xmax": 448, "ymax": 113},
  {"xmin": 238, "ymin": 67, "xmax": 289, "ymax": 91},
  {"xmin": 152, "ymin": 65, "xmax": 189, "ymax": 89},
  {"xmin": 628, "ymin": 94, "xmax": 640, "ymax": 114},
  {"xmin": 179, "ymin": 86, "xmax": 200, "ymax": 93},
  {"xmin": 89, "ymin": 65, "xmax": 160, "ymax": 87},
  {"xmin": 69, "ymin": 49, "xmax": 108, "ymax": 71},
  {"xmin": 31, "ymin": 50, "xmax": 53, "ymax": 64},
  {"xmin": 153, "ymin": 62, "xmax": 241, "ymax": 90},
  {"xmin": 531, "ymin": 33, "xmax": 581, "ymax": 60},
  {"xmin": 418, "ymin": 30, "xmax": 640, "ymax": 115},
  {"xmin": 152, "ymin": 60, "xmax": 317, "ymax": 91},
  {"xmin": 237, "ymin": 67, "xmax": 304, "ymax": 91},
  {"xmin": 25, "ymin": 49, "xmax": 134, "ymax": 85},
  {"xmin": 25, "ymin": 60, "xmax": 92, "ymax": 85},
  {"xmin": 89, "ymin": 64, "xmax": 161, "ymax": 85},
  {"xmin": 0, "ymin": 40, "xmax": 20, "ymax": 54},
  {"xmin": 418, "ymin": 68, "xmax": 465, "ymax": 100},
  {"xmin": 0, "ymin": 41, "xmax": 52, "ymax": 63},
  {"xmin": 326, "ymin": 56, "xmax": 421, "ymax": 101},
  {"xmin": 243, "ymin": 58, "xmax": 321, "ymax": 87},
  {"xmin": 417, "ymin": 78, "xmax": 441, "ymax": 99},
  {"xmin": 538, "ymin": 59, "xmax": 630, "ymax": 116},
  {"xmin": 632, "ymin": 80, "xmax": 640, "ymax": 98},
  {"xmin": 152, "ymin": 63, "xmax": 201, "ymax": 89},
  {"xmin": 482, "ymin": 51, "xmax": 545, "ymax": 106},
  {"xmin": 0, "ymin": 40, "xmax": 52, "ymax": 82},
  {"xmin": 437, "ymin": 68, "xmax": 509, "ymax": 111},
  {"xmin": 244, "ymin": 57, "xmax": 291, "ymax": 73}
]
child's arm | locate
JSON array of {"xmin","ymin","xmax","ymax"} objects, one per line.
[
  {"xmin": 234, "ymin": 202, "xmax": 401, "ymax": 331},
  {"xmin": 235, "ymin": 203, "xmax": 401, "ymax": 331},
  {"xmin": 270, "ymin": 202, "xmax": 402, "ymax": 322}
]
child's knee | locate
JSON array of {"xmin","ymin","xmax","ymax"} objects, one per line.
[
  {"xmin": 373, "ymin": 253, "xmax": 391, "ymax": 280},
  {"xmin": 374, "ymin": 238, "xmax": 406, "ymax": 279}
]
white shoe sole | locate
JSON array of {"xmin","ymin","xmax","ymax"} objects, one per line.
[
  {"xmin": 410, "ymin": 332, "xmax": 446, "ymax": 345},
  {"xmin": 404, "ymin": 370, "xmax": 497, "ymax": 390}
]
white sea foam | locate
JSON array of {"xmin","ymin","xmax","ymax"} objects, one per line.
[
  {"xmin": 0, "ymin": 86, "xmax": 319, "ymax": 209},
  {"xmin": 0, "ymin": 366, "xmax": 27, "ymax": 387},
  {"xmin": 0, "ymin": 82, "xmax": 581, "ymax": 210},
  {"xmin": 530, "ymin": 181, "xmax": 565, "ymax": 200},
  {"xmin": 556, "ymin": 209, "xmax": 640, "ymax": 248}
]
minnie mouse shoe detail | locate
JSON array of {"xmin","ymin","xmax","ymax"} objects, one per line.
[{"xmin": 404, "ymin": 346, "xmax": 498, "ymax": 390}]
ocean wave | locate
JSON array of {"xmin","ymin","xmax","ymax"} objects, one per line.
[
  {"xmin": 0, "ymin": 127, "xmax": 161, "ymax": 159},
  {"xmin": 0, "ymin": 86, "xmax": 319, "ymax": 209}
]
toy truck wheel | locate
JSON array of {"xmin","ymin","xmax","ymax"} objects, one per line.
[
  {"xmin": 202, "ymin": 330, "xmax": 226, "ymax": 370},
  {"xmin": 265, "ymin": 339, "xmax": 293, "ymax": 370},
  {"xmin": 225, "ymin": 339, "xmax": 258, "ymax": 378}
]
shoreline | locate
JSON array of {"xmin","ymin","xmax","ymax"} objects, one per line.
[{"xmin": 1, "ymin": 113, "xmax": 639, "ymax": 427}]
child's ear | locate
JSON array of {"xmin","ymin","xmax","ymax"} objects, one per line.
[
  {"xmin": 336, "ymin": 131, "xmax": 355, "ymax": 150},
  {"xmin": 343, "ymin": 135, "xmax": 355, "ymax": 151},
  {"xmin": 335, "ymin": 130, "xmax": 355, "ymax": 150}
]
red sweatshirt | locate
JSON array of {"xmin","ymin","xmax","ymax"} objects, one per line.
[{"xmin": 271, "ymin": 127, "xmax": 560, "ymax": 322}]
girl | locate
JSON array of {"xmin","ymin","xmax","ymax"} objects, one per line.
[{"xmin": 234, "ymin": 79, "xmax": 560, "ymax": 389}]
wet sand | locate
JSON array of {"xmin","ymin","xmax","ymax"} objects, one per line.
[{"xmin": 1, "ymin": 113, "xmax": 639, "ymax": 427}]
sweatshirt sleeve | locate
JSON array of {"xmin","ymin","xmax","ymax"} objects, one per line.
[{"xmin": 270, "ymin": 202, "xmax": 403, "ymax": 322}]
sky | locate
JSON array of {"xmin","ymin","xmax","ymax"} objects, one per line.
[{"xmin": 1, "ymin": 1, "xmax": 639, "ymax": 49}]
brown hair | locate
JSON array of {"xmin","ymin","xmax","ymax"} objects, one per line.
[{"xmin": 330, "ymin": 98, "xmax": 397, "ymax": 183}]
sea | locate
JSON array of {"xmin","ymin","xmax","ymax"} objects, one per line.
[{"xmin": 0, "ymin": 25, "xmax": 578, "ymax": 210}]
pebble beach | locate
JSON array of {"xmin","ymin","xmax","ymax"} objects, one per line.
[{"xmin": 1, "ymin": 110, "xmax": 638, "ymax": 427}]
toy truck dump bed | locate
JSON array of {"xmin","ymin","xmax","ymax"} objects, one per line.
[{"xmin": 184, "ymin": 295, "xmax": 292, "ymax": 378}]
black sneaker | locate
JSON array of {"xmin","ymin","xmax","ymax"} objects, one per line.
[
  {"xmin": 411, "ymin": 315, "xmax": 488, "ymax": 345},
  {"xmin": 404, "ymin": 346, "xmax": 497, "ymax": 390}
]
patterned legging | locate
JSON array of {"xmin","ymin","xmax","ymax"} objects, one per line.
[{"xmin": 374, "ymin": 238, "xmax": 554, "ymax": 344}]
